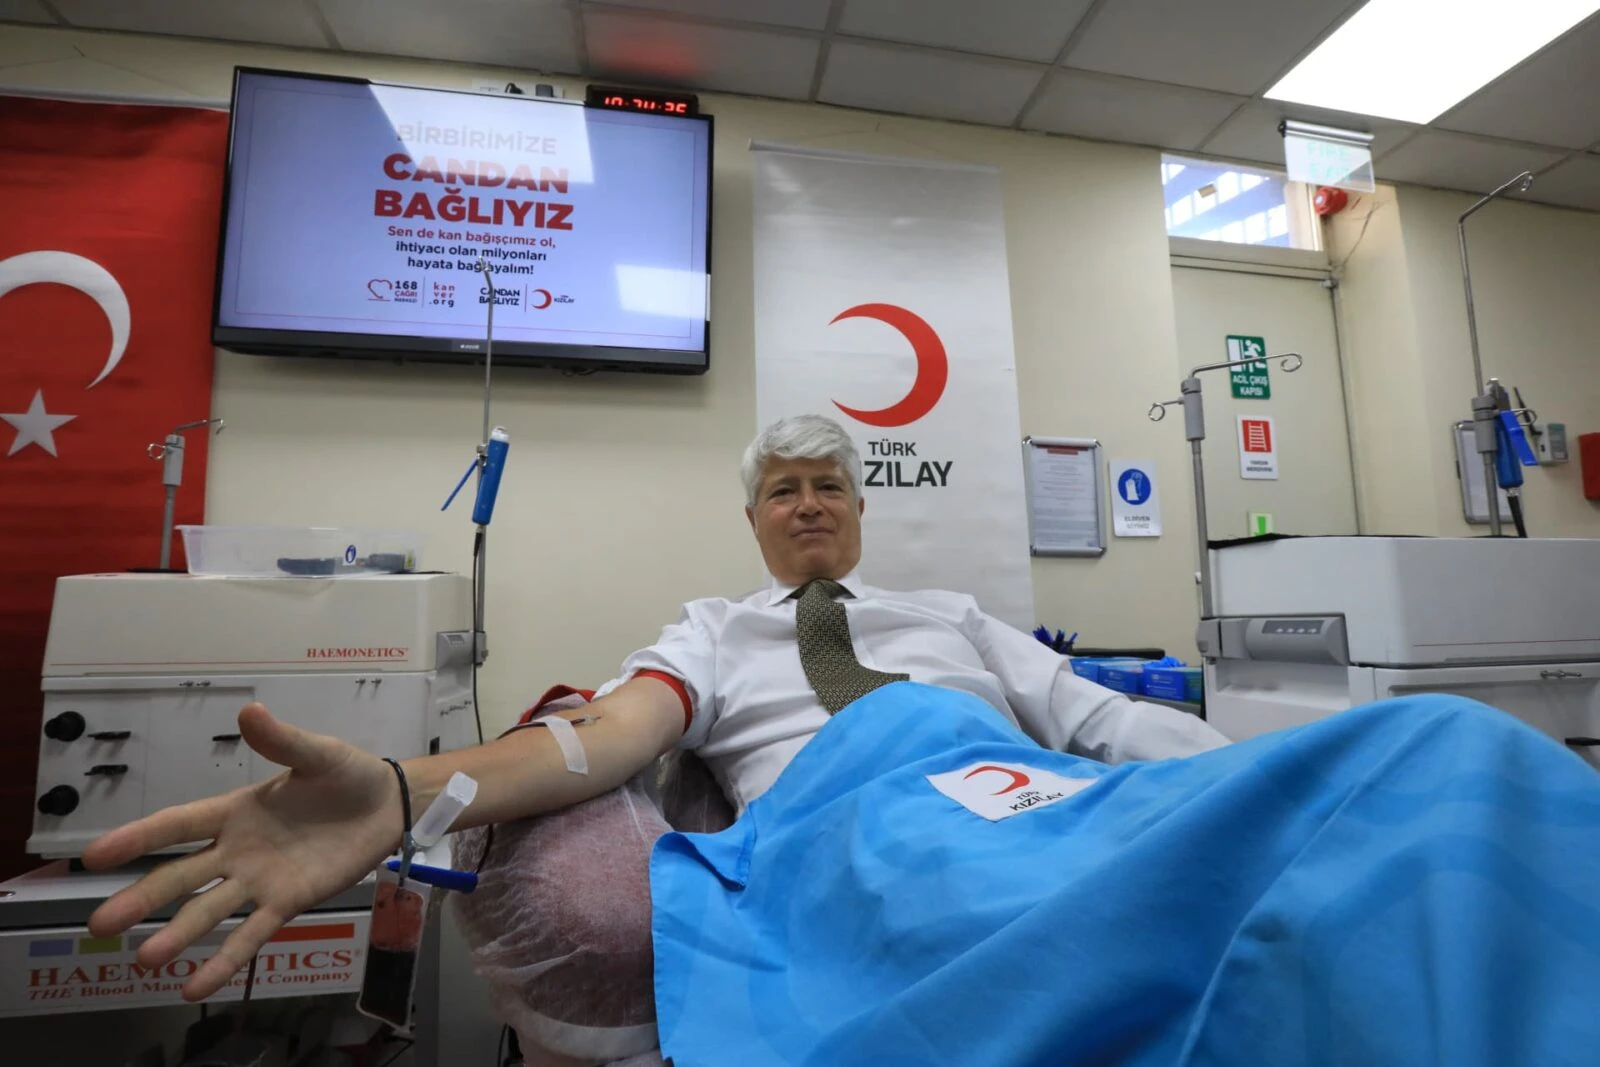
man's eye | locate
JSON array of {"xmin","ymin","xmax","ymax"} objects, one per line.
[{"xmin": 770, "ymin": 487, "xmax": 793, "ymax": 498}]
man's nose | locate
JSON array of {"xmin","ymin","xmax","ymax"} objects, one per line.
[{"xmin": 796, "ymin": 489, "xmax": 823, "ymax": 515}]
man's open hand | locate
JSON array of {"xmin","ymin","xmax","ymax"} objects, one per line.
[{"xmin": 83, "ymin": 703, "xmax": 401, "ymax": 1001}]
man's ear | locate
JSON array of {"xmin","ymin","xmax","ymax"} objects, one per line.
[
  {"xmin": 745, "ymin": 505, "xmax": 756, "ymax": 532},
  {"xmin": 857, "ymin": 496, "xmax": 866, "ymax": 517}
]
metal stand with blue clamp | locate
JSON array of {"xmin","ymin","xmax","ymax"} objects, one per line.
[{"xmin": 1459, "ymin": 171, "xmax": 1541, "ymax": 538}]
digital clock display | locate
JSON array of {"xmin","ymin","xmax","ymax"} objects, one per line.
[{"xmin": 586, "ymin": 85, "xmax": 699, "ymax": 117}]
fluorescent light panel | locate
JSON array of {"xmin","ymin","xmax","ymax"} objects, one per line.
[{"xmin": 1266, "ymin": 0, "xmax": 1600, "ymax": 123}]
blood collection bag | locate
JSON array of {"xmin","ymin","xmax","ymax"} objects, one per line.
[{"xmin": 357, "ymin": 866, "xmax": 432, "ymax": 1029}]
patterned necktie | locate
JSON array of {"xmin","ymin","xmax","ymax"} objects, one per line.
[{"xmin": 793, "ymin": 579, "xmax": 909, "ymax": 714}]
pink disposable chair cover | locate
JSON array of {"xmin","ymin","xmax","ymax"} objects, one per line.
[{"xmin": 451, "ymin": 689, "xmax": 734, "ymax": 1063}]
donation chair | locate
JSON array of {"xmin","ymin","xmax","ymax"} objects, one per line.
[{"xmin": 451, "ymin": 687, "xmax": 737, "ymax": 1067}]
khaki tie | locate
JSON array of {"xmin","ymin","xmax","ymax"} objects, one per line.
[{"xmin": 793, "ymin": 579, "xmax": 909, "ymax": 714}]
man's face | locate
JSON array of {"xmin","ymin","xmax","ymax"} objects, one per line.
[{"xmin": 746, "ymin": 456, "xmax": 864, "ymax": 586}]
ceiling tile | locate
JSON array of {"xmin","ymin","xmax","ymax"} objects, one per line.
[
  {"xmin": 0, "ymin": 0, "xmax": 55, "ymax": 24},
  {"xmin": 1514, "ymin": 153, "xmax": 1600, "ymax": 212},
  {"xmin": 1017, "ymin": 69, "xmax": 1241, "ymax": 151},
  {"xmin": 838, "ymin": 0, "xmax": 1095, "ymax": 64},
  {"xmin": 582, "ymin": 0, "xmax": 832, "ymax": 31},
  {"xmin": 1201, "ymin": 99, "xmax": 1413, "ymax": 167},
  {"xmin": 323, "ymin": 0, "xmax": 579, "ymax": 71},
  {"xmin": 818, "ymin": 41, "xmax": 1044, "ymax": 126},
  {"xmin": 1434, "ymin": 15, "xmax": 1600, "ymax": 151},
  {"xmin": 1375, "ymin": 132, "xmax": 1566, "ymax": 195},
  {"xmin": 584, "ymin": 9, "xmax": 818, "ymax": 99},
  {"xmin": 49, "ymin": 0, "xmax": 329, "ymax": 48},
  {"xmin": 1063, "ymin": 0, "xmax": 1357, "ymax": 95},
  {"xmin": 1022, "ymin": 70, "xmax": 1243, "ymax": 150}
]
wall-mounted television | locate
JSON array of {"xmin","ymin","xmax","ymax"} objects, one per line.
[{"xmin": 212, "ymin": 68, "xmax": 712, "ymax": 374}]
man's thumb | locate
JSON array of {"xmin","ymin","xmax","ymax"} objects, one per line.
[{"xmin": 238, "ymin": 703, "xmax": 345, "ymax": 774}]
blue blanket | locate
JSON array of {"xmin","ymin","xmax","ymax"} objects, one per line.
[{"xmin": 650, "ymin": 684, "xmax": 1600, "ymax": 1066}]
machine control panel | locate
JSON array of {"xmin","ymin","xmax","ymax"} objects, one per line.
[
  {"xmin": 1262, "ymin": 619, "xmax": 1326, "ymax": 636},
  {"xmin": 1201, "ymin": 615, "xmax": 1350, "ymax": 666}
]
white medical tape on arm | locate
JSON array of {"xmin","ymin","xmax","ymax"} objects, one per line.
[{"xmin": 538, "ymin": 715, "xmax": 589, "ymax": 775}]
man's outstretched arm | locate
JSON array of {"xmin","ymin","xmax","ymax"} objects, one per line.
[{"xmin": 82, "ymin": 675, "xmax": 684, "ymax": 1002}]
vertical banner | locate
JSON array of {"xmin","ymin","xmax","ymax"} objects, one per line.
[
  {"xmin": 751, "ymin": 144, "xmax": 1033, "ymax": 626},
  {"xmin": 0, "ymin": 98, "xmax": 226, "ymax": 878}
]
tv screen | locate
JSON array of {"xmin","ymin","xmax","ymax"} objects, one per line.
[{"xmin": 213, "ymin": 68, "xmax": 712, "ymax": 374}]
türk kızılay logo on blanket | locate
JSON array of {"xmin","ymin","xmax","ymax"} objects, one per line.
[{"xmin": 926, "ymin": 762, "xmax": 1096, "ymax": 822}]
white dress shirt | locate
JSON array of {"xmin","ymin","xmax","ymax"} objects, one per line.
[{"xmin": 597, "ymin": 571, "xmax": 1229, "ymax": 812}]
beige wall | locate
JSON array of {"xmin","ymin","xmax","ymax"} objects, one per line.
[
  {"xmin": 1, "ymin": 24, "xmax": 1207, "ymax": 727},
  {"xmin": 1326, "ymin": 183, "xmax": 1435, "ymax": 534},
  {"xmin": 1329, "ymin": 180, "xmax": 1600, "ymax": 538}
]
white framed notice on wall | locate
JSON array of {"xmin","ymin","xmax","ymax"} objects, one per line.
[
  {"xmin": 1022, "ymin": 436, "xmax": 1105, "ymax": 557},
  {"xmin": 1452, "ymin": 420, "xmax": 1513, "ymax": 524}
]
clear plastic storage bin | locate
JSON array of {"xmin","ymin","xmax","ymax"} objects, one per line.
[{"xmin": 178, "ymin": 526, "xmax": 422, "ymax": 578}]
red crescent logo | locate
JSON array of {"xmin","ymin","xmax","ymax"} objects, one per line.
[
  {"xmin": 828, "ymin": 303, "xmax": 948, "ymax": 428},
  {"xmin": 530, "ymin": 288, "xmax": 553, "ymax": 310},
  {"xmin": 963, "ymin": 764, "xmax": 1031, "ymax": 795}
]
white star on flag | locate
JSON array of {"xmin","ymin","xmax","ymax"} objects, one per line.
[{"xmin": 2, "ymin": 389, "xmax": 78, "ymax": 457}]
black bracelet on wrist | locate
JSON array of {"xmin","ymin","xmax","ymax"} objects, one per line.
[{"xmin": 381, "ymin": 757, "xmax": 413, "ymax": 838}]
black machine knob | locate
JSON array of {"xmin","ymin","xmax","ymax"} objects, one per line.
[
  {"xmin": 43, "ymin": 711, "xmax": 86, "ymax": 742},
  {"xmin": 37, "ymin": 786, "xmax": 80, "ymax": 817}
]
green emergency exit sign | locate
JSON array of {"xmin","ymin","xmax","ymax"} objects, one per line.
[{"xmin": 1227, "ymin": 335, "xmax": 1270, "ymax": 399}]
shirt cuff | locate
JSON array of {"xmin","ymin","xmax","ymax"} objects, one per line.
[{"xmin": 635, "ymin": 669, "xmax": 693, "ymax": 737}]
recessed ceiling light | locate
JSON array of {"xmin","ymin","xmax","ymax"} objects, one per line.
[{"xmin": 1266, "ymin": 0, "xmax": 1600, "ymax": 124}]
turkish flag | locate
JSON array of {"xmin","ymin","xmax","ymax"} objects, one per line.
[{"xmin": 0, "ymin": 97, "xmax": 227, "ymax": 878}]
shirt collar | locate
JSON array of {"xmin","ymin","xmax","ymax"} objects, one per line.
[{"xmin": 766, "ymin": 569, "xmax": 865, "ymax": 606}]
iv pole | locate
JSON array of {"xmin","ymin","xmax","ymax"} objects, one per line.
[
  {"xmin": 1148, "ymin": 352, "xmax": 1304, "ymax": 621},
  {"xmin": 474, "ymin": 259, "xmax": 496, "ymax": 667},
  {"xmin": 441, "ymin": 259, "xmax": 511, "ymax": 675},
  {"xmin": 1458, "ymin": 170, "xmax": 1533, "ymax": 538},
  {"xmin": 148, "ymin": 418, "xmax": 224, "ymax": 570}
]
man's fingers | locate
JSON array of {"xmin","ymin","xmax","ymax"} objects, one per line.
[
  {"xmin": 88, "ymin": 846, "xmax": 226, "ymax": 939},
  {"xmin": 184, "ymin": 907, "xmax": 282, "ymax": 1003},
  {"xmin": 135, "ymin": 878, "xmax": 249, "ymax": 969},
  {"xmin": 238, "ymin": 703, "xmax": 347, "ymax": 776},
  {"xmin": 81, "ymin": 792, "xmax": 231, "ymax": 874}
]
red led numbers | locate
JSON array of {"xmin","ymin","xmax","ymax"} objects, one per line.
[{"xmin": 587, "ymin": 86, "xmax": 699, "ymax": 117}]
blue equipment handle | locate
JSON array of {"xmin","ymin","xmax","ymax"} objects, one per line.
[
  {"xmin": 1494, "ymin": 412, "xmax": 1532, "ymax": 489},
  {"xmin": 472, "ymin": 427, "xmax": 511, "ymax": 526}
]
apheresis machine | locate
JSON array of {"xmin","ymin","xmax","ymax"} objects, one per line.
[
  {"xmin": 1199, "ymin": 536, "xmax": 1600, "ymax": 753},
  {"xmin": 29, "ymin": 570, "xmax": 477, "ymax": 858}
]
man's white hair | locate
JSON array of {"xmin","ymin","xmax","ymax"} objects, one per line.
[{"xmin": 741, "ymin": 414, "xmax": 863, "ymax": 506}]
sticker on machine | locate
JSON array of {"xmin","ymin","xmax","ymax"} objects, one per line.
[{"xmin": 926, "ymin": 761, "xmax": 1097, "ymax": 821}]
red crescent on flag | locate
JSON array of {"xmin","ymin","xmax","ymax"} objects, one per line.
[
  {"xmin": 963, "ymin": 764, "xmax": 1031, "ymax": 795},
  {"xmin": 829, "ymin": 303, "xmax": 948, "ymax": 428}
]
